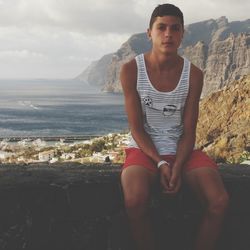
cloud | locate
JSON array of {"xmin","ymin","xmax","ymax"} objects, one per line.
[
  {"xmin": 180, "ymin": 0, "xmax": 250, "ymax": 24},
  {"xmin": 0, "ymin": 49, "xmax": 46, "ymax": 61},
  {"xmin": 0, "ymin": 0, "xmax": 146, "ymax": 34},
  {"xmin": 0, "ymin": 0, "xmax": 249, "ymax": 78},
  {"xmin": 1, "ymin": 0, "xmax": 249, "ymax": 33},
  {"xmin": 0, "ymin": 25, "xmax": 130, "ymax": 78},
  {"xmin": 1, "ymin": 0, "xmax": 249, "ymax": 34}
]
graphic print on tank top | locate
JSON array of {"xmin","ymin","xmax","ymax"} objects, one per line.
[{"xmin": 142, "ymin": 94, "xmax": 183, "ymax": 129}]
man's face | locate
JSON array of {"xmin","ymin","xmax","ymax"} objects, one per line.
[{"xmin": 148, "ymin": 16, "xmax": 184, "ymax": 55}]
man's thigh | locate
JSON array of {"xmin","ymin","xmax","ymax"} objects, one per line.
[
  {"xmin": 121, "ymin": 165, "xmax": 158, "ymax": 200},
  {"xmin": 183, "ymin": 167, "xmax": 228, "ymax": 205}
]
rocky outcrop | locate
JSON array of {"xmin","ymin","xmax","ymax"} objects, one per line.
[
  {"xmin": 76, "ymin": 53, "xmax": 113, "ymax": 86},
  {"xmin": 77, "ymin": 33, "xmax": 151, "ymax": 91},
  {"xmin": 102, "ymin": 43, "xmax": 136, "ymax": 92},
  {"xmin": 102, "ymin": 33, "xmax": 152, "ymax": 92},
  {"xmin": 184, "ymin": 32, "xmax": 250, "ymax": 96},
  {"xmin": 77, "ymin": 17, "xmax": 250, "ymax": 96},
  {"xmin": 183, "ymin": 41, "xmax": 208, "ymax": 71},
  {"xmin": 196, "ymin": 74, "xmax": 250, "ymax": 162}
]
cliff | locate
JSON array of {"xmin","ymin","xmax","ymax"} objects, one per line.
[
  {"xmin": 196, "ymin": 74, "xmax": 250, "ymax": 162},
  {"xmin": 184, "ymin": 32, "xmax": 250, "ymax": 96},
  {"xmin": 103, "ymin": 33, "xmax": 152, "ymax": 92},
  {"xmin": 76, "ymin": 53, "xmax": 113, "ymax": 86},
  {"xmin": 77, "ymin": 33, "xmax": 151, "ymax": 90},
  {"xmin": 77, "ymin": 17, "xmax": 250, "ymax": 96}
]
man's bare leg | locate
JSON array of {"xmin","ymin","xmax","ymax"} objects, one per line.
[
  {"xmin": 184, "ymin": 167, "xmax": 229, "ymax": 250},
  {"xmin": 121, "ymin": 166, "xmax": 158, "ymax": 250}
]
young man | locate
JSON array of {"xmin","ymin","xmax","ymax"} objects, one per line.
[{"xmin": 120, "ymin": 4, "xmax": 229, "ymax": 250}]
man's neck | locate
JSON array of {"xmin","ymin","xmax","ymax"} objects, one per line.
[{"xmin": 147, "ymin": 51, "xmax": 180, "ymax": 71}]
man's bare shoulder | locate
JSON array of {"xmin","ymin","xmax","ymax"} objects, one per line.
[
  {"xmin": 190, "ymin": 63, "xmax": 203, "ymax": 81},
  {"xmin": 122, "ymin": 58, "xmax": 137, "ymax": 71},
  {"xmin": 186, "ymin": 63, "xmax": 204, "ymax": 100},
  {"xmin": 190, "ymin": 63, "xmax": 203, "ymax": 84},
  {"xmin": 120, "ymin": 58, "xmax": 137, "ymax": 90}
]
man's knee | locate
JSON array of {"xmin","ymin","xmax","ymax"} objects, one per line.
[
  {"xmin": 207, "ymin": 191, "xmax": 229, "ymax": 216},
  {"xmin": 124, "ymin": 191, "xmax": 150, "ymax": 218}
]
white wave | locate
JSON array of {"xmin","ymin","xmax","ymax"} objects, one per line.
[
  {"xmin": 18, "ymin": 101, "xmax": 40, "ymax": 110},
  {"xmin": 32, "ymin": 138, "xmax": 47, "ymax": 147}
]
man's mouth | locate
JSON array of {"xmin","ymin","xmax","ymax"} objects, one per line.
[{"xmin": 162, "ymin": 42, "xmax": 173, "ymax": 45}]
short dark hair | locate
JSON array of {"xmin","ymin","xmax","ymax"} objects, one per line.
[{"xmin": 149, "ymin": 4, "xmax": 184, "ymax": 29}]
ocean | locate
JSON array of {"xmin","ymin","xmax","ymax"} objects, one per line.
[{"xmin": 0, "ymin": 79, "xmax": 128, "ymax": 138}]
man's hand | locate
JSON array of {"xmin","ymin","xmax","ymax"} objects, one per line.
[
  {"xmin": 159, "ymin": 163, "xmax": 172, "ymax": 192},
  {"xmin": 159, "ymin": 164, "xmax": 182, "ymax": 194},
  {"xmin": 168, "ymin": 166, "xmax": 182, "ymax": 194}
]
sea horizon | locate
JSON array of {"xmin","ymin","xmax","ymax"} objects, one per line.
[{"xmin": 0, "ymin": 79, "xmax": 128, "ymax": 138}]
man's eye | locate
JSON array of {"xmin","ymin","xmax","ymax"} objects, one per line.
[
  {"xmin": 158, "ymin": 26, "xmax": 165, "ymax": 30},
  {"xmin": 172, "ymin": 25, "xmax": 180, "ymax": 31}
]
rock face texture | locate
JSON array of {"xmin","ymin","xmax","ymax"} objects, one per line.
[
  {"xmin": 104, "ymin": 33, "xmax": 152, "ymax": 92},
  {"xmin": 185, "ymin": 32, "xmax": 250, "ymax": 96},
  {"xmin": 77, "ymin": 17, "xmax": 250, "ymax": 96},
  {"xmin": 196, "ymin": 74, "xmax": 250, "ymax": 162}
]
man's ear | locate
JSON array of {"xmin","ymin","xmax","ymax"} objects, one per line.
[{"xmin": 147, "ymin": 28, "xmax": 151, "ymax": 40}]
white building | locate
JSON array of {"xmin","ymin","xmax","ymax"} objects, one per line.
[
  {"xmin": 38, "ymin": 150, "xmax": 55, "ymax": 162},
  {"xmin": 49, "ymin": 157, "xmax": 59, "ymax": 163},
  {"xmin": 0, "ymin": 151, "xmax": 15, "ymax": 160},
  {"xmin": 17, "ymin": 139, "xmax": 31, "ymax": 147},
  {"xmin": 61, "ymin": 153, "xmax": 76, "ymax": 160},
  {"xmin": 32, "ymin": 139, "xmax": 47, "ymax": 148}
]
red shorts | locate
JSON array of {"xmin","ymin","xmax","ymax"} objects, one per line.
[{"xmin": 122, "ymin": 147, "xmax": 218, "ymax": 173}]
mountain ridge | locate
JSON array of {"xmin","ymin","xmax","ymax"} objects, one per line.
[{"xmin": 77, "ymin": 17, "xmax": 250, "ymax": 96}]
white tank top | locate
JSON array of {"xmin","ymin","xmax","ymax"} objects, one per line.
[{"xmin": 128, "ymin": 53, "xmax": 191, "ymax": 155}]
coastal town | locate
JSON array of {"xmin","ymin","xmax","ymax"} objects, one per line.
[
  {"xmin": 0, "ymin": 132, "xmax": 249, "ymax": 165},
  {"xmin": 0, "ymin": 133, "xmax": 130, "ymax": 164}
]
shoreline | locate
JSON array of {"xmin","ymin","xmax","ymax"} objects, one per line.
[{"xmin": 0, "ymin": 135, "xmax": 104, "ymax": 143}]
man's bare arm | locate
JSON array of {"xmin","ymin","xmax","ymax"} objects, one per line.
[
  {"xmin": 163, "ymin": 64, "xmax": 203, "ymax": 193},
  {"xmin": 173, "ymin": 64, "xmax": 204, "ymax": 171}
]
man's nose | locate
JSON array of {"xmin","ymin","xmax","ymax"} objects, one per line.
[{"xmin": 164, "ymin": 27, "xmax": 172, "ymax": 37}]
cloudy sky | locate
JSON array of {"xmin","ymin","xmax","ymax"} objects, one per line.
[{"xmin": 0, "ymin": 0, "xmax": 249, "ymax": 79}]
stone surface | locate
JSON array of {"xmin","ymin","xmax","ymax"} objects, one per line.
[{"xmin": 0, "ymin": 163, "xmax": 250, "ymax": 250}]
